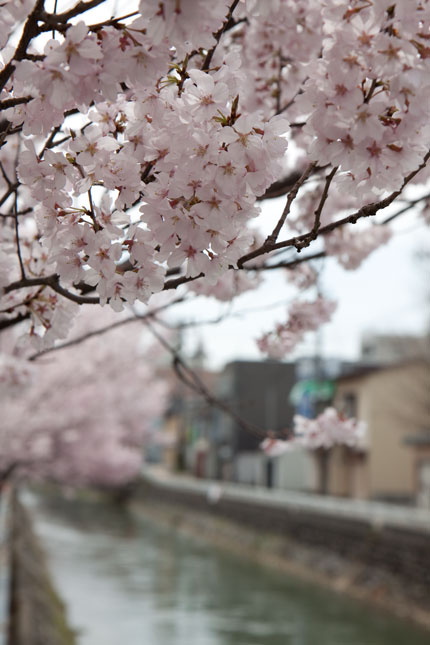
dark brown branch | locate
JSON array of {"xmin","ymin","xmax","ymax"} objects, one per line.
[
  {"xmin": 267, "ymin": 161, "xmax": 317, "ymax": 245},
  {"xmin": 0, "ymin": 0, "xmax": 46, "ymax": 94},
  {"xmin": 0, "ymin": 182, "xmax": 19, "ymax": 208},
  {"xmin": 201, "ymin": 0, "xmax": 241, "ymax": 71},
  {"xmin": 41, "ymin": 0, "xmax": 106, "ymax": 25},
  {"xmin": 0, "ymin": 207, "xmax": 32, "ymax": 219},
  {"xmin": 0, "ymin": 96, "xmax": 32, "ymax": 111},
  {"xmin": 4, "ymin": 275, "xmax": 100, "ymax": 305},
  {"xmin": 238, "ymin": 162, "xmax": 316, "ymax": 268},
  {"xmin": 0, "ymin": 312, "xmax": 31, "ymax": 331},
  {"xmin": 381, "ymin": 191, "xmax": 430, "ymax": 225},
  {"xmin": 163, "ymin": 273, "xmax": 204, "ymax": 290},
  {"xmin": 14, "ymin": 191, "xmax": 26, "ymax": 279},
  {"xmin": 86, "ymin": 11, "xmax": 140, "ymax": 32},
  {"xmin": 258, "ymin": 164, "xmax": 329, "ymax": 201},
  {"xmin": 257, "ymin": 170, "xmax": 304, "ymax": 201},
  {"xmin": 239, "ymin": 150, "xmax": 430, "ymax": 266},
  {"xmin": 295, "ymin": 165, "xmax": 338, "ymax": 252}
]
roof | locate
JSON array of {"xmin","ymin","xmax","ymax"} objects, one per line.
[{"xmin": 336, "ymin": 357, "xmax": 429, "ymax": 383}]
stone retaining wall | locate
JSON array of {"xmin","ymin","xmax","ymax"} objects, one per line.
[
  {"xmin": 5, "ymin": 489, "xmax": 76, "ymax": 645},
  {"xmin": 138, "ymin": 469, "xmax": 430, "ymax": 628}
]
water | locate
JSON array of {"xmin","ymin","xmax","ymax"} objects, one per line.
[{"xmin": 28, "ymin": 493, "xmax": 429, "ymax": 645}]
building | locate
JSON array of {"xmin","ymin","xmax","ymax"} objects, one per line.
[
  {"xmin": 329, "ymin": 358, "xmax": 430, "ymax": 503},
  {"xmin": 360, "ymin": 333, "xmax": 429, "ymax": 363},
  {"xmin": 213, "ymin": 360, "xmax": 311, "ymax": 487}
]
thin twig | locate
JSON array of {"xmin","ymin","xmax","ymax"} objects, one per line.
[
  {"xmin": 201, "ymin": 0, "xmax": 241, "ymax": 71},
  {"xmin": 295, "ymin": 166, "xmax": 338, "ymax": 251},
  {"xmin": 14, "ymin": 190, "xmax": 26, "ymax": 279},
  {"xmin": 246, "ymin": 251, "xmax": 326, "ymax": 272},
  {"xmin": 381, "ymin": 192, "xmax": 430, "ymax": 225},
  {"xmin": 163, "ymin": 273, "xmax": 204, "ymax": 290},
  {"xmin": 29, "ymin": 297, "xmax": 185, "ymax": 360},
  {"xmin": 144, "ymin": 318, "xmax": 267, "ymax": 438},
  {"xmin": 239, "ymin": 150, "xmax": 430, "ymax": 265},
  {"xmin": 266, "ymin": 161, "xmax": 317, "ymax": 246}
]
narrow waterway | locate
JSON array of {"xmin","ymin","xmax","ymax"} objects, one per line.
[{"xmin": 27, "ymin": 492, "xmax": 429, "ymax": 645}]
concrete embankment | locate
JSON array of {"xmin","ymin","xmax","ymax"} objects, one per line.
[
  {"xmin": 0, "ymin": 485, "xmax": 76, "ymax": 645},
  {"xmin": 137, "ymin": 467, "xmax": 430, "ymax": 630}
]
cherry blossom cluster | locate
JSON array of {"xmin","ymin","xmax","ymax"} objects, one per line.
[
  {"xmin": 284, "ymin": 264, "xmax": 318, "ymax": 290},
  {"xmin": 257, "ymin": 297, "xmax": 337, "ymax": 359},
  {"xmin": 219, "ymin": 0, "xmax": 324, "ymax": 119},
  {"xmin": 260, "ymin": 407, "xmax": 367, "ymax": 456},
  {"xmin": 298, "ymin": 0, "xmax": 430, "ymax": 197},
  {"xmin": 1, "ymin": 8, "xmax": 289, "ymax": 346},
  {"xmin": 1, "ymin": 308, "xmax": 169, "ymax": 487},
  {"xmin": 324, "ymin": 225, "xmax": 392, "ymax": 270},
  {"xmin": 0, "ymin": 352, "xmax": 34, "ymax": 396},
  {"xmin": 0, "ymin": 0, "xmax": 429, "ymax": 355},
  {"xmin": 189, "ymin": 270, "xmax": 262, "ymax": 302},
  {"xmin": 293, "ymin": 407, "xmax": 367, "ymax": 450},
  {"xmin": 0, "ymin": 0, "xmax": 35, "ymax": 49}
]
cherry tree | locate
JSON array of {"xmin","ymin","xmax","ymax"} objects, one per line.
[
  {"xmin": 0, "ymin": 307, "xmax": 168, "ymax": 487},
  {"xmin": 0, "ymin": 2, "xmax": 429, "ymax": 417}
]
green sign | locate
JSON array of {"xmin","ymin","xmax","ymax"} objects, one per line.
[{"xmin": 289, "ymin": 379, "xmax": 335, "ymax": 406}]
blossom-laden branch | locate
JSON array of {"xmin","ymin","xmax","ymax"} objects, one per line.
[
  {"xmin": 1, "ymin": 1, "xmax": 430, "ymax": 354},
  {"xmin": 238, "ymin": 150, "xmax": 430, "ymax": 267},
  {"xmin": 29, "ymin": 296, "xmax": 184, "ymax": 361},
  {"xmin": 261, "ymin": 408, "xmax": 367, "ymax": 457},
  {"xmin": 201, "ymin": 0, "xmax": 241, "ymax": 71},
  {"xmin": 1, "ymin": 307, "xmax": 169, "ymax": 489}
]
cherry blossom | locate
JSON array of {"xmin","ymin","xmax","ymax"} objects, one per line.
[
  {"xmin": 0, "ymin": 0, "xmax": 428, "ymax": 360},
  {"xmin": 293, "ymin": 408, "xmax": 367, "ymax": 450},
  {"xmin": 257, "ymin": 298, "xmax": 337, "ymax": 359},
  {"xmin": 260, "ymin": 407, "xmax": 366, "ymax": 457},
  {"xmin": 0, "ymin": 309, "xmax": 168, "ymax": 488}
]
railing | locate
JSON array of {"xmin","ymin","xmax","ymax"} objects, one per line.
[
  {"xmin": 0, "ymin": 484, "xmax": 12, "ymax": 645},
  {"xmin": 142, "ymin": 466, "xmax": 430, "ymax": 534}
]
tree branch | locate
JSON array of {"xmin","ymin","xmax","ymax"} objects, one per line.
[
  {"xmin": 0, "ymin": 0, "xmax": 46, "ymax": 93},
  {"xmin": 239, "ymin": 150, "xmax": 430, "ymax": 266},
  {"xmin": 14, "ymin": 190, "xmax": 26, "ymax": 279},
  {"xmin": 144, "ymin": 318, "xmax": 267, "ymax": 438},
  {"xmin": 41, "ymin": 0, "xmax": 106, "ymax": 25},
  {"xmin": 0, "ymin": 312, "xmax": 31, "ymax": 331},
  {"xmin": 0, "ymin": 96, "xmax": 33, "ymax": 111},
  {"xmin": 29, "ymin": 297, "xmax": 185, "ymax": 360},
  {"xmin": 4, "ymin": 275, "xmax": 100, "ymax": 304},
  {"xmin": 295, "ymin": 165, "xmax": 338, "ymax": 252},
  {"xmin": 201, "ymin": 0, "xmax": 241, "ymax": 71}
]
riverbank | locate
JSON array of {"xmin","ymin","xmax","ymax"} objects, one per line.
[
  {"xmin": 136, "ymin": 468, "xmax": 430, "ymax": 631},
  {"xmin": 5, "ymin": 489, "xmax": 76, "ymax": 645}
]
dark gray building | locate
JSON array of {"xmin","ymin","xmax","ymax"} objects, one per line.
[{"xmin": 212, "ymin": 360, "xmax": 297, "ymax": 483}]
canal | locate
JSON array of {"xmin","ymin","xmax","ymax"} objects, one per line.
[{"xmin": 27, "ymin": 492, "xmax": 429, "ymax": 645}]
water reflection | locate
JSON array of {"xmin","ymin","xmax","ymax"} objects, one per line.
[{"xmin": 29, "ymin": 494, "xmax": 429, "ymax": 645}]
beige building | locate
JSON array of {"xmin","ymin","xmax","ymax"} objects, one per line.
[{"xmin": 325, "ymin": 359, "xmax": 430, "ymax": 503}]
